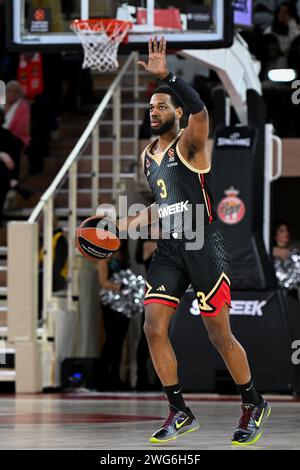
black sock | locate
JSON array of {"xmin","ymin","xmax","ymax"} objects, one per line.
[
  {"xmin": 236, "ymin": 379, "xmax": 264, "ymax": 406},
  {"xmin": 163, "ymin": 383, "xmax": 187, "ymax": 413}
]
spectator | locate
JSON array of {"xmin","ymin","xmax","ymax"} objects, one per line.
[
  {"xmin": 272, "ymin": 220, "xmax": 299, "ymax": 300},
  {"xmin": 0, "ymin": 155, "xmax": 13, "ymax": 225},
  {"xmin": 3, "ymin": 80, "xmax": 31, "ymax": 149},
  {"xmin": 264, "ymin": 1, "xmax": 300, "ymax": 55},
  {"xmin": 0, "ymin": 108, "xmax": 23, "ymax": 222},
  {"xmin": 97, "ymin": 241, "xmax": 131, "ymax": 390},
  {"xmin": 273, "ymin": 221, "xmax": 293, "ymax": 260}
]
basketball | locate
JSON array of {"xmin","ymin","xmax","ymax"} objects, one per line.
[{"xmin": 76, "ymin": 215, "xmax": 120, "ymax": 260}]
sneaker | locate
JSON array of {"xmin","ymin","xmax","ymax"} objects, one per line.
[
  {"xmin": 231, "ymin": 401, "xmax": 271, "ymax": 446},
  {"xmin": 149, "ymin": 406, "xmax": 199, "ymax": 444}
]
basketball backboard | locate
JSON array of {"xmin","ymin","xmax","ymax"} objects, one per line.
[{"xmin": 6, "ymin": 0, "xmax": 234, "ymax": 52}]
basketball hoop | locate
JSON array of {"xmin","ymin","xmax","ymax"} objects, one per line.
[{"xmin": 71, "ymin": 19, "xmax": 132, "ymax": 73}]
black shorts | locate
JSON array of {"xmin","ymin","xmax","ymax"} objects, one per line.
[{"xmin": 144, "ymin": 221, "xmax": 231, "ymax": 317}]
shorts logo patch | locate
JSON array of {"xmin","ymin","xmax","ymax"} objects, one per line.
[
  {"xmin": 157, "ymin": 285, "xmax": 166, "ymax": 292},
  {"xmin": 196, "ymin": 291, "xmax": 214, "ymax": 312}
]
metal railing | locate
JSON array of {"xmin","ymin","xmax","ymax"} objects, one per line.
[{"xmin": 8, "ymin": 53, "xmax": 139, "ymax": 388}]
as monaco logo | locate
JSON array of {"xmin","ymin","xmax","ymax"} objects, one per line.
[{"xmin": 217, "ymin": 186, "xmax": 246, "ymax": 225}]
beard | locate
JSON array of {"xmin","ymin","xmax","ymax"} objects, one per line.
[{"xmin": 151, "ymin": 115, "xmax": 176, "ymax": 135}]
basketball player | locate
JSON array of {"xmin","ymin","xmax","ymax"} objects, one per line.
[{"xmin": 118, "ymin": 36, "xmax": 271, "ymax": 445}]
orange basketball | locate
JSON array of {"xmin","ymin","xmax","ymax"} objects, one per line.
[{"xmin": 76, "ymin": 216, "xmax": 120, "ymax": 261}]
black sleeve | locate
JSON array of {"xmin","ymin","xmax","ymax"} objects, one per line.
[{"xmin": 162, "ymin": 72, "xmax": 205, "ymax": 115}]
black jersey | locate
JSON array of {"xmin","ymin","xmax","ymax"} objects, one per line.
[{"xmin": 143, "ymin": 130, "xmax": 216, "ymax": 235}]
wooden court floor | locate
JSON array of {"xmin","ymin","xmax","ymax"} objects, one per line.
[{"xmin": 0, "ymin": 392, "xmax": 299, "ymax": 450}]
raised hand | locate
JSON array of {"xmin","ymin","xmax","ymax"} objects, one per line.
[{"xmin": 137, "ymin": 35, "xmax": 169, "ymax": 80}]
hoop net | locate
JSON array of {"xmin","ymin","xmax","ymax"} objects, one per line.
[{"xmin": 71, "ymin": 19, "xmax": 132, "ymax": 72}]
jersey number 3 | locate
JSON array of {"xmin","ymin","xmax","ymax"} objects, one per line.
[{"xmin": 157, "ymin": 179, "xmax": 167, "ymax": 199}]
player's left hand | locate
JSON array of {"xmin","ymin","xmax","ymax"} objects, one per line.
[{"xmin": 137, "ymin": 35, "xmax": 169, "ymax": 80}]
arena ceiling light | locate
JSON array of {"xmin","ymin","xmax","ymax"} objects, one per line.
[{"xmin": 268, "ymin": 69, "xmax": 297, "ymax": 82}]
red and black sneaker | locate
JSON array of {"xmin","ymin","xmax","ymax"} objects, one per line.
[
  {"xmin": 149, "ymin": 406, "xmax": 199, "ymax": 444},
  {"xmin": 231, "ymin": 401, "xmax": 271, "ymax": 446}
]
